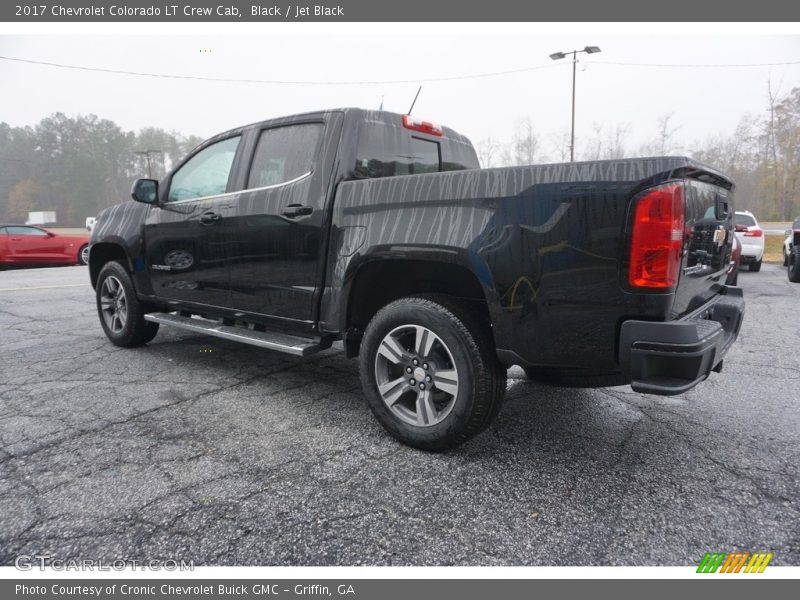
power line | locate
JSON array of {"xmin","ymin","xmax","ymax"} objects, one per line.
[
  {"xmin": 0, "ymin": 54, "xmax": 566, "ymax": 85},
  {"xmin": 589, "ymin": 60, "xmax": 800, "ymax": 68},
  {"xmin": 1, "ymin": 53, "xmax": 798, "ymax": 87}
]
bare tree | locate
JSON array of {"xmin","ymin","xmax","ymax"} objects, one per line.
[
  {"xmin": 477, "ymin": 136, "xmax": 500, "ymax": 168},
  {"xmin": 584, "ymin": 122, "xmax": 605, "ymax": 161},
  {"xmin": 605, "ymin": 124, "xmax": 630, "ymax": 159},
  {"xmin": 502, "ymin": 117, "xmax": 540, "ymax": 166},
  {"xmin": 657, "ymin": 112, "xmax": 681, "ymax": 155},
  {"xmin": 581, "ymin": 122, "xmax": 629, "ymax": 161},
  {"xmin": 549, "ymin": 130, "xmax": 572, "ymax": 163}
]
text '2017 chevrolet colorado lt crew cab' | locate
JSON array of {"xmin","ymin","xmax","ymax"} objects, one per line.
[{"xmin": 89, "ymin": 108, "xmax": 745, "ymax": 450}]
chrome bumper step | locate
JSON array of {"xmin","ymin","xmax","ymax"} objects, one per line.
[{"xmin": 144, "ymin": 312, "xmax": 324, "ymax": 356}]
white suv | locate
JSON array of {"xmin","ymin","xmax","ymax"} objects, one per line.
[{"xmin": 734, "ymin": 210, "xmax": 765, "ymax": 272}]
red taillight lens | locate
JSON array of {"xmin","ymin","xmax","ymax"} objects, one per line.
[
  {"xmin": 744, "ymin": 228, "xmax": 763, "ymax": 237},
  {"xmin": 628, "ymin": 183, "xmax": 685, "ymax": 289},
  {"xmin": 402, "ymin": 114, "xmax": 443, "ymax": 137}
]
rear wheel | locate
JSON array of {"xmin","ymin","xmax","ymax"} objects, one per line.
[
  {"xmin": 749, "ymin": 259, "xmax": 762, "ymax": 272},
  {"xmin": 360, "ymin": 296, "xmax": 506, "ymax": 451},
  {"xmin": 78, "ymin": 244, "xmax": 90, "ymax": 266},
  {"xmin": 789, "ymin": 247, "xmax": 800, "ymax": 283},
  {"xmin": 96, "ymin": 261, "xmax": 159, "ymax": 347}
]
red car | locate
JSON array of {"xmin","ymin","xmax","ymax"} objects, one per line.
[{"xmin": 0, "ymin": 225, "xmax": 90, "ymax": 268}]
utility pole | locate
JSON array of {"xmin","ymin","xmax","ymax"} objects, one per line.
[
  {"xmin": 549, "ymin": 46, "xmax": 602, "ymax": 162},
  {"xmin": 134, "ymin": 149, "xmax": 162, "ymax": 178}
]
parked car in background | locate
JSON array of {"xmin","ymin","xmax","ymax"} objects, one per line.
[
  {"xmin": 788, "ymin": 216, "xmax": 800, "ymax": 283},
  {"xmin": 0, "ymin": 225, "xmax": 89, "ymax": 267},
  {"xmin": 86, "ymin": 217, "xmax": 97, "ymax": 233},
  {"xmin": 726, "ymin": 234, "xmax": 741, "ymax": 286},
  {"xmin": 733, "ymin": 210, "xmax": 765, "ymax": 272}
]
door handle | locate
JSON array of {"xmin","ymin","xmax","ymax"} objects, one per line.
[
  {"xmin": 10, "ymin": 237, "xmax": 21, "ymax": 241},
  {"xmin": 199, "ymin": 211, "xmax": 222, "ymax": 225},
  {"xmin": 280, "ymin": 204, "xmax": 314, "ymax": 218}
]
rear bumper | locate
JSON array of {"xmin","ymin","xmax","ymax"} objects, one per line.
[
  {"xmin": 618, "ymin": 287, "xmax": 745, "ymax": 396},
  {"xmin": 739, "ymin": 243, "xmax": 764, "ymax": 261}
]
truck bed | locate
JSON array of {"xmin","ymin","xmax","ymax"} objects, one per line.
[{"xmin": 329, "ymin": 157, "xmax": 735, "ymax": 371}]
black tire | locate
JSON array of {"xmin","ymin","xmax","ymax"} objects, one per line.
[
  {"xmin": 523, "ymin": 366, "xmax": 627, "ymax": 388},
  {"xmin": 96, "ymin": 261, "xmax": 159, "ymax": 347},
  {"xmin": 789, "ymin": 247, "xmax": 800, "ymax": 283},
  {"xmin": 749, "ymin": 259, "xmax": 762, "ymax": 272},
  {"xmin": 783, "ymin": 248, "xmax": 789, "ymax": 267},
  {"xmin": 78, "ymin": 244, "xmax": 90, "ymax": 266},
  {"xmin": 359, "ymin": 295, "xmax": 506, "ymax": 451}
]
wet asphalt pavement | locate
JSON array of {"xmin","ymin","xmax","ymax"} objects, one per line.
[{"xmin": 0, "ymin": 263, "xmax": 798, "ymax": 565}]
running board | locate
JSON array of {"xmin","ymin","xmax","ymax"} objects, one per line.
[{"xmin": 144, "ymin": 312, "xmax": 325, "ymax": 356}]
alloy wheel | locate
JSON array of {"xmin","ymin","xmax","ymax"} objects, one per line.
[
  {"xmin": 99, "ymin": 275, "xmax": 128, "ymax": 334},
  {"xmin": 374, "ymin": 324, "xmax": 460, "ymax": 427}
]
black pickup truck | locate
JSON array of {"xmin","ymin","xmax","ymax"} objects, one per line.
[{"xmin": 89, "ymin": 108, "xmax": 745, "ymax": 450}]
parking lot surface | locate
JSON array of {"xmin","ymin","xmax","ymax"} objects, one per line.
[{"xmin": 1, "ymin": 264, "xmax": 798, "ymax": 565}]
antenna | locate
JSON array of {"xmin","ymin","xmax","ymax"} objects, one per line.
[{"xmin": 407, "ymin": 86, "xmax": 422, "ymax": 115}]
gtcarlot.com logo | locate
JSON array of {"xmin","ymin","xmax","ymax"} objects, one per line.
[
  {"xmin": 14, "ymin": 555, "xmax": 193, "ymax": 571},
  {"xmin": 697, "ymin": 552, "xmax": 773, "ymax": 573}
]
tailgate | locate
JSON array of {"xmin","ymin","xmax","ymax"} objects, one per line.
[{"xmin": 672, "ymin": 176, "xmax": 735, "ymax": 316}]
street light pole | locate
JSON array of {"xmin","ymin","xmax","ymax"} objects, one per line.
[
  {"xmin": 549, "ymin": 45, "xmax": 602, "ymax": 162},
  {"xmin": 570, "ymin": 50, "xmax": 577, "ymax": 162}
]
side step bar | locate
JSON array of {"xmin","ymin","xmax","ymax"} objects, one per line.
[{"xmin": 144, "ymin": 312, "xmax": 326, "ymax": 357}]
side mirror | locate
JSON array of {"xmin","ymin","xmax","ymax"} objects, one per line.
[
  {"xmin": 785, "ymin": 229, "xmax": 792, "ymax": 237},
  {"xmin": 131, "ymin": 178, "xmax": 159, "ymax": 205}
]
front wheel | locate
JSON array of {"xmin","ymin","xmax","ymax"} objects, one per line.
[
  {"xmin": 359, "ymin": 296, "xmax": 506, "ymax": 451},
  {"xmin": 789, "ymin": 247, "xmax": 800, "ymax": 283},
  {"xmin": 96, "ymin": 261, "xmax": 159, "ymax": 347}
]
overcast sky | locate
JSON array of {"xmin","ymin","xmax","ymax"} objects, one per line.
[{"xmin": 1, "ymin": 32, "xmax": 799, "ymax": 158}]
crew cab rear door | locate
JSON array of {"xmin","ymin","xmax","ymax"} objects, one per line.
[{"xmin": 222, "ymin": 112, "xmax": 343, "ymax": 326}]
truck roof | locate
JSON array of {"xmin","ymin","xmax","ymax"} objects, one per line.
[{"xmin": 202, "ymin": 108, "xmax": 472, "ymax": 148}]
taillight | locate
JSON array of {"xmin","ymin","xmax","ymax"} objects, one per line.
[
  {"xmin": 402, "ymin": 114, "xmax": 443, "ymax": 137},
  {"xmin": 628, "ymin": 183, "xmax": 685, "ymax": 289},
  {"xmin": 744, "ymin": 228, "xmax": 763, "ymax": 237}
]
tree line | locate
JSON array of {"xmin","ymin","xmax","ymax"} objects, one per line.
[
  {"xmin": 478, "ymin": 85, "xmax": 800, "ymax": 221},
  {"xmin": 1, "ymin": 86, "xmax": 798, "ymax": 225},
  {"xmin": 0, "ymin": 113, "xmax": 202, "ymax": 226}
]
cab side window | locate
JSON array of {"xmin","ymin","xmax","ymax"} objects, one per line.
[
  {"xmin": 7, "ymin": 226, "xmax": 48, "ymax": 236},
  {"xmin": 167, "ymin": 136, "xmax": 241, "ymax": 202},
  {"xmin": 247, "ymin": 123, "xmax": 322, "ymax": 189}
]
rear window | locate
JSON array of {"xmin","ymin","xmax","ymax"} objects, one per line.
[
  {"xmin": 354, "ymin": 121, "xmax": 477, "ymax": 179},
  {"xmin": 735, "ymin": 213, "xmax": 757, "ymax": 227}
]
